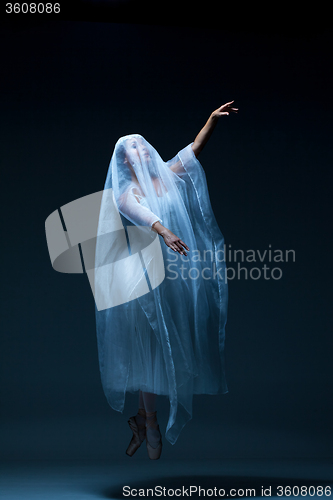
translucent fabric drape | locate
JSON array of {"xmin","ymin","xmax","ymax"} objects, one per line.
[{"xmin": 94, "ymin": 134, "xmax": 228, "ymax": 445}]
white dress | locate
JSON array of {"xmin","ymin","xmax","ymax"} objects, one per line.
[{"xmin": 95, "ymin": 140, "xmax": 228, "ymax": 445}]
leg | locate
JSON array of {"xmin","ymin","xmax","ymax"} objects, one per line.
[
  {"xmin": 142, "ymin": 392, "xmax": 161, "ymax": 449},
  {"xmin": 139, "ymin": 389, "xmax": 145, "ymax": 410},
  {"xmin": 142, "ymin": 391, "xmax": 156, "ymax": 413},
  {"xmin": 134, "ymin": 390, "xmax": 155, "ymax": 428},
  {"xmin": 125, "ymin": 391, "xmax": 146, "ymax": 457},
  {"xmin": 135, "ymin": 390, "xmax": 146, "ymax": 427}
]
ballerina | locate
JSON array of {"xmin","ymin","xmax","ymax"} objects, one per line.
[{"xmin": 94, "ymin": 101, "xmax": 238, "ymax": 459}]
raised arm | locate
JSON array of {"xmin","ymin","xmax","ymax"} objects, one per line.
[{"xmin": 191, "ymin": 101, "xmax": 238, "ymax": 158}]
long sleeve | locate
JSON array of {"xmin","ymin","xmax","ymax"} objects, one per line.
[
  {"xmin": 117, "ymin": 188, "xmax": 163, "ymax": 227},
  {"xmin": 166, "ymin": 143, "xmax": 197, "ymax": 178}
]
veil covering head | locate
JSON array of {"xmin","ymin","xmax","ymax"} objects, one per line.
[{"xmin": 94, "ymin": 134, "xmax": 228, "ymax": 445}]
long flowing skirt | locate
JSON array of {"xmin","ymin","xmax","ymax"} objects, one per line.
[{"xmin": 94, "ymin": 143, "xmax": 228, "ymax": 444}]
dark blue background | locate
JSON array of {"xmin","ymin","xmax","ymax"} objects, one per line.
[{"xmin": 1, "ymin": 6, "xmax": 332, "ymax": 461}]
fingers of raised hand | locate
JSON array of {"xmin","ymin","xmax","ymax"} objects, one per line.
[{"xmin": 219, "ymin": 101, "xmax": 238, "ymax": 114}]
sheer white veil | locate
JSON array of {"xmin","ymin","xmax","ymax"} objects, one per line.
[{"xmin": 94, "ymin": 133, "xmax": 228, "ymax": 445}]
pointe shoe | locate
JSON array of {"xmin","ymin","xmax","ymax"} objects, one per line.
[
  {"xmin": 126, "ymin": 408, "xmax": 146, "ymax": 457},
  {"xmin": 145, "ymin": 410, "xmax": 162, "ymax": 460}
]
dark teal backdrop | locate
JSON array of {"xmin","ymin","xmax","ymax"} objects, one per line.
[{"xmin": 1, "ymin": 9, "xmax": 332, "ymax": 461}]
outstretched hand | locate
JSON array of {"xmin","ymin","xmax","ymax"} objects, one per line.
[
  {"xmin": 212, "ymin": 100, "xmax": 238, "ymax": 117},
  {"xmin": 161, "ymin": 228, "xmax": 189, "ymax": 256}
]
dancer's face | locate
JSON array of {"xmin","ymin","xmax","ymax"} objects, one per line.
[{"xmin": 124, "ymin": 138, "xmax": 151, "ymax": 167}]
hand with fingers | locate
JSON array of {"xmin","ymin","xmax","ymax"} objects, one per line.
[
  {"xmin": 191, "ymin": 100, "xmax": 239, "ymax": 157},
  {"xmin": 212, "ymin": 100, "xmax": 239, "ymax": 118},
  {"xmin": 161, "ymin": 228, "xmax": 189, "ymax": 256}
]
